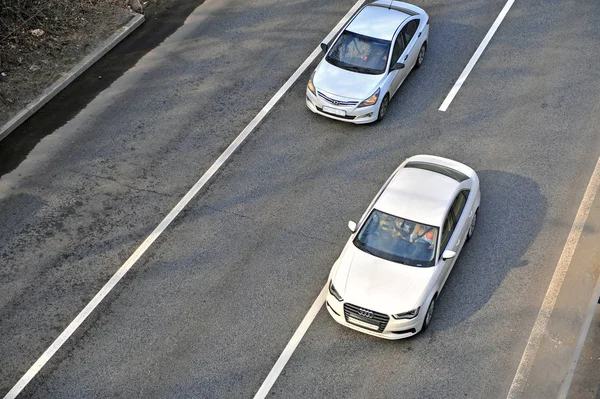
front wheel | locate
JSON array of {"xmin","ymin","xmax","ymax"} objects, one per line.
[
  {"xmin": 414, "ymin": 43, "xmax": 426, "ymax": 68},
  {"xmin": 377, "ymin": 94, "xmax": 389, "ymax": 121},
  {"xmin": 421, "ymin": 296, "xmax": 435, "ymax": 332},
  {"xmin": 466, "ymin": 210, "xmax": 477, "ymax": 241}
]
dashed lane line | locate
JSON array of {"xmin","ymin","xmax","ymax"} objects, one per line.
[
  {"xmin": 439, "ymin": 0, "xmax": 516, "ymax": 112},
  {"xmin": 253, "ymin": 284, "xmax": 328, "ymax": 399},
  {"xmin": 3, "ymin": 0, "xmax": 366, "ymax": 397}
]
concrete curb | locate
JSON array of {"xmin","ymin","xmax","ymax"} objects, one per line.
[{"xmin": 0, "ymin": 12, "xmax": 145, "ymax": 142}]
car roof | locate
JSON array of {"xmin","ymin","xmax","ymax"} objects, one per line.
[
  {"xmin": 374, "ymin": 167, "xmax": 460, "ymax": 227},
  {"xmin": 346, "ymin": 4, "xmax": 410, "ymax": 41}
]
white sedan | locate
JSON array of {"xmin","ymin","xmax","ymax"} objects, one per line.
[
  {"xmin": 326, "ymin": 155, "xmax": 480, "ymax": 339},
  {"xmin": 306, "ymin": 1, "xmax": 429, "ymax": 123}
]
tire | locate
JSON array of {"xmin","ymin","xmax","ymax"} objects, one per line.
[
  {"xmin": 466, "ymin": 210, "xmax": 477, "ymax": 242},
  {"xmin": 421, "ymin": 295, "xmax": 436, "ymax": 332},
  {"xmin": 414, "ymin": 43, "xmax": 426, "ymax": 69},
  {"xmin": 377, "ymin": 94, "xmax": 389, "ymax": 121}
]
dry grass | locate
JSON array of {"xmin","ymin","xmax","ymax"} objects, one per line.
[{"xmin": 0, "ymin": 0, "xmax": 131, "ymax": 124}]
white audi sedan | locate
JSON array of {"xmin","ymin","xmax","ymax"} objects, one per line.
[
  {"xmin": 306, "ymin": 1, "xmax": 429, "ymax": 123},
  {"xmin": 326, "ymin": 155, "xmax": 480, "ymax": 339}
]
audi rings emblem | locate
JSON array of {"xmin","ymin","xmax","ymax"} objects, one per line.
[{"xmin": 358, "ymin": 308, "xmax": 374, "ymax": 319}]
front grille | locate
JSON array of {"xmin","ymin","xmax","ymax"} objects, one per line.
[
  {"xmin": 317, "ymin": 107, "xmax": 357, "ymax": 120},
  {"xmin": 318, "ymin": 91, "xmax": 359, "ymax": 106},
  {"xmin": 344, "ymin": 303, "xmax": 389, "ymax": 333}
]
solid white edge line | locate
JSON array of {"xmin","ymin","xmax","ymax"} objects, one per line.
[
  {"xmin": 438, "ymin": 0, "xmax": 516, "ymax": 112},
  {"xmin": 3, "ymin": 0, "xmax": 365, "ymax": 397},
  {"xmin": 557, "ymin": 266, "xmax": 600, "ymax": 398},
  {"xmin": 506, "ymin": 155, "xmax": 600, "ymax": 399},
  {"xmin": 253, "ymin": 284, "xmax": 328, "ymax": 399}
]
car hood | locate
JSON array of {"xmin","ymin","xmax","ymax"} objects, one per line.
[
  {"xmin": 313, "ymin": 60, "xmax": 384, "ymax": 101},
  {"xmin": 332, "ymin": 243, "xmax": 436, "ymax": 315}
]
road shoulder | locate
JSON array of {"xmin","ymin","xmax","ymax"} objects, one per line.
[
  {"xmin": 0, "ymin": 12, "xmax": 144, "ymax": 142},
  {"xmin": 568, "ymin": 303, "xmax": 600, "ymax": 399},
  {"xmin": 520, "ymin": 176, "xmax": 600, "ymax": 398}
]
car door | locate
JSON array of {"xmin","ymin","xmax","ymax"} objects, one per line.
[
  {"xmin": 389, "ymin": 19, "xmax": 420, "ymax": 96},
  {"xmin": 436, "ymin": 210, "xmax": 458, "ymax": 290},
  {"xmin": 437, "ymin": 191, "xmax": 471, "ymax": 289},
  {"xmin": 398, "ymin": 19, "xmax": 420, "ymax": 69},
  {"xmin": 389, "ymin": 29, "xmax": 409, "ymax": 96},
  {"xmin": 450, "ymin": 190, "xmax": 471, "ymax": 254}
]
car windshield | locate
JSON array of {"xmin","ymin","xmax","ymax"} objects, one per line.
[
  {"xmin": 326, "ymin": 31, "xmax": 390, "ymax": 75},
  {"xmin": 353, "ymin": 210, "xmax": 439, "ymax": 267}
]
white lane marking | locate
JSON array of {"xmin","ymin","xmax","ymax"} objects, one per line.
[
  {"xmin": 506, "ymin": 155, "xmax": 600, "ymax": 399},
  {"xmin": 438, "ymin": 0, "xmax": 516, "ymax": 112},
  {"xmin": 252, "ymin": 2, "xmax": 371, "ymax": 397},
  {"xmin": 3, "ymin": 0, "xmax": 365, "ymax": 397},
  {"xmin": 557, "ymin": 269, "xmax": 600, "ymax": 398},
  {"xmin": 253, "ymin": 284, "xmax": 327, "ymax": 399}
]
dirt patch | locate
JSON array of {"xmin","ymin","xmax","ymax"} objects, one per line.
[{"xmin": 0, "ymin": 1, "xmax": 134, "ymax": 126}]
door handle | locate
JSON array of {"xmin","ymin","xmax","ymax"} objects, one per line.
[{"xmin": 418, "ymin": 32, "xmax": 422, "ymax": 37}]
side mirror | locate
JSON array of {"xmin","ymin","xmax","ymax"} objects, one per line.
[
  {"xmin": 320, "ymin": 42, "xmax": 328, "ymax": 53},
  {"xmin": 442, "ymin": 250, "xmax": 457, "ymax": 260},
  {"xmin": 391, "ymin": 62, "xmax": 405, "ymax": 71},
  {"xmin": 348, "ymin": 221, "xmax": 357, "ymax": 233}
]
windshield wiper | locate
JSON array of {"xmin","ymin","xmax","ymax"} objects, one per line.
[
  {"xmin": 355, "ymin": 241, "xmax": 377, "ymax": 256},
  {"xmin": 327, "ymin": 58, "xmax": 364, "ymax": 73},
  {"xmin": 342, "ymin": 65, "xmax": 363, "ymax": 73}
]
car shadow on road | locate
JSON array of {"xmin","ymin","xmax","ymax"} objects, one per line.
[{"xmin": 426, "ymin": 169, "xmax": 547, "ymax": 334}]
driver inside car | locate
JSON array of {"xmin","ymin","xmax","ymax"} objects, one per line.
[
  {"xmin": 345, "ymin": 37, "xmax": 370, "ymax": 62},
  {"xmin": 410, "ymin": 223, "xmax": 437, "ymax": 249}
]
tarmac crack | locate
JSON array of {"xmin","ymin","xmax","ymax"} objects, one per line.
[{"xmin": 66, "ymin": 168, "xmax": 174, "ymax": 199}]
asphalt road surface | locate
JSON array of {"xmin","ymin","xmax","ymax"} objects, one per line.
[{"xmin": 1, "ymin": 0, "xmax": 600, "ymax": 398}]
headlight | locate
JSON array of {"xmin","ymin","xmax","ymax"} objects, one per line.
[
  {"xmin": 358, "ymin": 88, "xmax": 380, "ymax": 108},
  {"xmin": 328, "ymin": 281, "xmax": 343, "ymax": 302},
  {"xmin": 392, "ymin": 307, "xmax": 420, "ymax": 320},
  {"xmin": 307, "ymin": 72, "xmax": 316, "ymax": 95}
]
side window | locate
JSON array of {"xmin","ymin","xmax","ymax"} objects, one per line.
[
  {"xmin": 440, "ymin": 213, "xmax": 456, "ymax": 254},
  {"xmin": 451, "ymin": 190, "xmax": 470, "ymax": 222},
  {"xmin": 391, "ymin": 33, "xmax": 405, "ymax": 63},
  {"xmin": 403, "ymin": 20, "xmax": 419, "ymax": 44}
]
